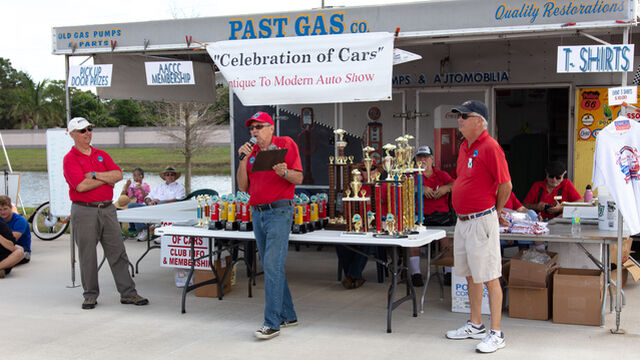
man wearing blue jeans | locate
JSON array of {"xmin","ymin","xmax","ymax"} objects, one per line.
[{"xmin": 237, "ymin": 112, "xmax": 303, "ymax": 340}]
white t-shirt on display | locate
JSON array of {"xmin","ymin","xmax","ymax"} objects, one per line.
[{"xmin": 592, "ymin": 116, "xmax": 640, "ymax": 235}]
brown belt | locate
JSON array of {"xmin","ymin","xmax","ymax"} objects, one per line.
[{"xmin": 73, "ymin": 201, "xmax": 113, "ymax": 208}]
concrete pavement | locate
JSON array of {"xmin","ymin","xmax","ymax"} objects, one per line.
[{"xmin": 2, "ymin": 235, "xmax": 639, "ymax": 360}]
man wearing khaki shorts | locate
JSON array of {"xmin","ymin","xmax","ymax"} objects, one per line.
[{"xmin": 445, "ymin": 100, "xmax": 512, "ymax": 354}]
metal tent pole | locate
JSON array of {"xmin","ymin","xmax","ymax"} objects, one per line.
[
  {"xmin": 610, "ymin": 27, "xmax": 630, "ymax": 335},
  {"xmin": 64, "ymin": 54, "xmax": 79, "ymax": 288}
]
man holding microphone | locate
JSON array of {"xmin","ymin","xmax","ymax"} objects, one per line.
[{"xmin": 236, "ymin": 112, "xmax": 303, "ymax": 340}]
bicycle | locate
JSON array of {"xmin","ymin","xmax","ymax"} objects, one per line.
[{"xmin": 28, "ymin": 201, "xmax": 69, "ymax": 241}]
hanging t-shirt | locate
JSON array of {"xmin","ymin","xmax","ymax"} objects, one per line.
[{"xmin": 592, "ymin": 116, "xmax": 640, "ymax": 235}]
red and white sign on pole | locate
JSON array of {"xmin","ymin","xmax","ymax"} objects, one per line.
[
  {"xmin": 207, "ymin": 32, "xmax": 394, "ymax": 105},
  {"xmin": 608, "ymin": 86, "xmax": 638, "ymax": 106},
  {"xmin": 160, "ymin": 233, "xmax": 211, "ymax": 270}
]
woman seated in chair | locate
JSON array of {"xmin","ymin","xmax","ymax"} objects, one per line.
[
  {"xmin": 335, "ymin": 162, "xmax": 387, "ymax": 289},
  {"xmin": 523, "ymin": 161, "xmax": 582, "ymax": 220}
]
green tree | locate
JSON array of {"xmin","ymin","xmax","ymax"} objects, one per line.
[
  {"xmin": 9, "ymin": 77, "xmax": 62, "ymax": 129},
  {"xmin": 70, "ymin": 91, "xmax": 116, "ymax": 127},
  {"xmin": 0, "ymin": 58, "xmax": 30, "ymax": 129},
  {"xmin": 110, "ymin": 99, "xmax": 143, "ymax": 126}
]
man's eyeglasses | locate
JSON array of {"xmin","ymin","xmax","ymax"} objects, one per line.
[
  {"xmin": 458, "ymin": 113, "xmax": 476, "ymax": 120},
  {"xmin": 248, "ymin": 124, "xmax": 271, "ymax": 131},
  {"xmin": 77, "ymin": 127, "xmax": 93, "ymax": 134},
  {"xmin": 165, "ymin": 172, "xmax": 177, "ymax": 177}
]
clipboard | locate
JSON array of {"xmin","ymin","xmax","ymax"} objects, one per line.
[{"xmin": 251, "ymin": 149, "xmax": 288, "ymax": 172}]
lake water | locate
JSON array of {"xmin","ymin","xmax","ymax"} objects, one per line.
[{"xmin": 16, "ymin": 171, "xmax": 233, "ymax": 207}]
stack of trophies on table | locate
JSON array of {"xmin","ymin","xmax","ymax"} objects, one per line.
[
  {"xmin": 192, "ymin": 192, "xmax": 331, "ymax": 233},
  {"xmin": 327, "ymin": 129, "xmax": 427, "ymax": 237},
  {"xmin": 192, "ymin": 128, "xmax": 427, "ymax": 238}
]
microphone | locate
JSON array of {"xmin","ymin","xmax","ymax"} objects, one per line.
[{"xmin": 239, "ymin": 137, "xmax": 257, "ymax": 160}]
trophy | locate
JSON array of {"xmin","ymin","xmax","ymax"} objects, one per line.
[
  {"xmin": 366, "ymin": 210, "xmax": 375, "ymax": 232},
  {"xmin": 352, "ymin": 213, "xmax": 363, "ymax": 233},
  {"xmin": 224, "ymin": 194, "xmax": 239, "ymax": 230},
  {"xmin": 329, "ymin": 156, "xmax": 334, "ymax": 165},
  {"xmin": 363, "ymin": 146, "xmax": 374, "ymax": 183},
  {"xmin": 385, "ymin": 213, "xmax": 396, "ymax": 236},
  {"xmin": 350, "ymin": 169, "xmax": 363, "ymax": 199},
  {"xmin": 382, "ymin": 144, "xmax": 396, "ymax": 181},
  {"xmin": 334, "ymin": 129, "xmax": 347, "ymax": 164}
]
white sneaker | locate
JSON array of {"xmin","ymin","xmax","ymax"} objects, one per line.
[
  {"xmin": 476, "ymin": 330, "xmax": 505, "ymax": 353},
  {"xmin": 445, "ymin": 321, "xmax": 487, "ymax": 340},
  {"xmin": 135, "ymin": 229, "xmax": 148, "ymax": 241}
]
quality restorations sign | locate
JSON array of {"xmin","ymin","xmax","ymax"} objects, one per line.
[
  {"xmin": 145, "ymin": 61, "xmax": 195, "ymax": 86},
  {"xmin": 207, "ymin": 32, "xmax": 394, "ymax": 105}
]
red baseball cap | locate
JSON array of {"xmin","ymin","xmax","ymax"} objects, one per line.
[{"xmin": 245, "ymin": 111, "xmax": 274, "ymax": 127}]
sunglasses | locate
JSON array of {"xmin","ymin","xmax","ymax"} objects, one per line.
[
  {"xmin": 248, "ymin": 124, "xmax": 271, "ymax": 131},
  {"xmin": 165, "ymin": 172, "xmax": 177, "ymax": 177},
  {"xmin": 548, "ymin": 175, "xmax": 563, "ymax": 180},
  {"xmin": 77, "ymin": 127, "xmax": 93, "ymax": 134},
  {"xmin": 457, "ymin": 113, "xmax": 476, "ymax": 120}
]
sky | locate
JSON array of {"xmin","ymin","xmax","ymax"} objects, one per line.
[{"xmin": 2, "ymin": 0, "xmax": 420, "ymax": 83}]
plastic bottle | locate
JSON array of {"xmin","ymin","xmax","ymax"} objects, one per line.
[
  {"xmin": 583, "ymin": 184, "xmax": 594, "ymax": 203},
  {"xmin": 571, "ymin": 207, "xmax": 581, "ymax": 236}
]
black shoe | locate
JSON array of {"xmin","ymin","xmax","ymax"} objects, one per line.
[
  {"xmin": 82, "ymin": 298, "xmax": 97, "ymax": 309},
  {"xmin": 411, "ymin": 274, "xmax": 424, "ymax": 287},
  {"xmin": 280, "ymin": 319, "xmax": 299, "ymax": 328},
  {"xmin": 255, "ymin": 326, "xmax": 280, "ymax": 339}
]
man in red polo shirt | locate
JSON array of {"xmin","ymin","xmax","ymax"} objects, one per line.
[
  {"xmin": 237, "ymin": 112, "xmax": 303, "ymax": 340},
  {"xmin": 445, "ymin": 101, "xmax": 511, "ymax": 353},
  {"xmin": 63, "ymin": 117, "xmax": 148, "ymax": 310}
]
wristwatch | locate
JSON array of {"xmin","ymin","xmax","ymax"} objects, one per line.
[{"xmin": 91, "ymin": 171, "xmax": 96, "ymax": 179}]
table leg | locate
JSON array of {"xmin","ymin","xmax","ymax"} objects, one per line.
[
  {"xmin": 135, "ymin": 228, "xmax": 159, "ymax": 274},
  {"xmin": 181, "ymin": 237, "xmax": 197, "ymax": 314},
  {"xmin": 420, "ymin": 245, "xmax": 431, "ymax": 313},
  {"xmin": 406, "ymin": 247, "xmax": 417, "ymax": 317},
  {"xmin": 387, "ymin": 246, "xmax": 398, "ymax": 333}
]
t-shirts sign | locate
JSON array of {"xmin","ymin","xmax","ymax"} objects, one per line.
[
  {"xmin": 207, "ymin": 32, "xmax": 394, "ymax": 105},
  {"xmin": 557, "ymin": 45, "xmax": 634, "ymax": 73},
  {"xmin": 68, "ymin": 64, "xmax": 112, "ymax": 87},
  {"xmin": 145, "ymin": 61, "xmax": 195, "ymax": 85}
]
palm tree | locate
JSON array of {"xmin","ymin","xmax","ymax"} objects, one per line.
[{"xmin": 10, "ymin": 77, "xmax": 63, "ymax": 129}]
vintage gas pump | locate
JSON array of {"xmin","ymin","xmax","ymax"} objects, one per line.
[
  {"xmin": 433, "ymin": 105, "xmax": 464, "ymax": 178},
  {"xmin": 366, "ymin": 107, "xmax": 383, "ymax": 165}
]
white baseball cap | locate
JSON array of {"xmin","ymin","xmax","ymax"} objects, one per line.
[{"xmin": 67, "ymin": 117, "xmax": 93, "ymax": 132}]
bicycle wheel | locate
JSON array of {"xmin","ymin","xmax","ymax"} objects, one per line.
[{"xmin": 31, "ymin": 202, "xmax": 69, "ymax": 241}]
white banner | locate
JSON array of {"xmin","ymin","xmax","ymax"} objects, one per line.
[
  {"xmin": 145, "ymin": 61, "xmax": 195, "ymax": 85},
  {"xmin": 160, "ymin": 234, "xmax": 211, "ymax": 270},
  {"xmin": 207, "ymin": 32, "xmax": 394, "ymax": 105},
  {"xmin": 557, "ymin": 44, "xmax": 634, "ymax": 73},
  {"xmin": 68, "ymin": 64, "xmax": 112, "ymax": 87},
  {"xmin": 608, "ymin": 86, "xmax": 638, "ymax": 106},
  {"xmin": 393, "ymin": 48, "xmax": 422, "ymax": 65}
]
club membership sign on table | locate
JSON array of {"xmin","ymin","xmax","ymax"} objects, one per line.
[{"xmin": 160, "ymin": 234, "xmax": 211, "ymax": 270}]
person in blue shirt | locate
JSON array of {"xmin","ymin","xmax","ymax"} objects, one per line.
[{"xmin": 0, "ymin": 195, "xmax": 31, "ymax": 264}]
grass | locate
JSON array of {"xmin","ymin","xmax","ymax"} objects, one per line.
[{"xmin": 0, "ymin": 146, "xmax": 232, "ymax": 175}]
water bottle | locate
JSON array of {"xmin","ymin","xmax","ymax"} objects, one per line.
[
  {"xmin": 583, "ymin": 185, "xmax": 594, "ymax": 203},
  {"xmin": 571, "ymin": 215, "xmax": 581, "ymax": 236}
]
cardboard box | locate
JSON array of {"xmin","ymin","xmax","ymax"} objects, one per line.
[
  {"xmin": 509, "ymin": 287, "xmax": 552, "ymax": 320},
  {"xmin": 562, "ymin": 204, "xmax": 598, "ymax": 219},
  {"xmin": 552, "ymin": 268, "xmax": 603, "ymax": 326},
  {"xmin": 451, "ymin": 269, "xmax": 491, "ymax": 315},
  {"xmin": 194, "ymin": 256, "xmax": 232, "ymax": 297},
  {"xmin": 509, "ymin": 250, "xmax": 558, "ymax": 288}
]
